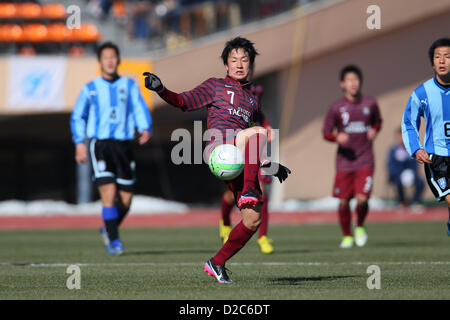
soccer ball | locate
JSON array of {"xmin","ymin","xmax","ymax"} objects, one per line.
[{"xmin": 208, "ymin": 144, "xmax": 244, "ymax": 180}]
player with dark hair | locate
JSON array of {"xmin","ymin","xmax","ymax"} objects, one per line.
[
  {"xmin": 143, "ymin": 36, "xmax": 291, "ymax": 283},
  {"xmin": 71, "ymin": 41, "xmax": 152, "ymax": 255},
  {"xmin": 96, "ymin": 41, "xmax": 121, "ymax": 62},
  {"xmin": 340, "ymin": 65, "xmax": 363, "ymax": 83},
  {"xmin": 402, "ymin": 37, "xmax": 450, "ymax": 235},
  {"xmin": 219, "ymin": 83, "xmax": 275, "ymax": 254},
  {"xmin": 323, "ymin": 65, "xmax": 382, "ymax": 248}
]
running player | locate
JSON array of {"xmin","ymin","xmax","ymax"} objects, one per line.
[
  {"xmin": 71, "ymin": 42, "xmax": 152, "ymax": 255},
  {"xmin": 323, "ymin": 65, "xmax": 382, "ymax": 248},
  {"xmin": 401, "ymin": 37, "xmax": 450, "ymax": 235},
  {"xmin": 220, "ymin": 83, "xmax": 275, "ymax": 254},
  {"xmin": 143, "ymin": 37, "xmax": 291, "ymax": 283}
]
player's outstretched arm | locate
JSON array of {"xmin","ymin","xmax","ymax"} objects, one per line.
[
  {"xmin": 143, "ymin": 72, "xmax": 165, "ymax": 93},
  {"xmin": 143, "ymin": 72, "xmax": 215, "ymax": 112},
  {"xmin": 142, "ymin": 72, "xmax": 185, "ymax": 108}
]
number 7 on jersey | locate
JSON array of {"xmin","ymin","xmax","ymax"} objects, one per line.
[{"xmin": 227, "ymin": 90, "xmax": 234, "ymax": 105}]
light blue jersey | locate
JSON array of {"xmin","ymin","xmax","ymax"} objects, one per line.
[
  {"xmin": 402, "ymin": 76, "xmax": 450, "ymax": 157},
  {"xmin": 70, "ymin": 76, "xmax": 152, "ymax": 144}
]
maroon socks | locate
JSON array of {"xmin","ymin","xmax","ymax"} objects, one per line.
[
  {"xmin": 356, "ymin": 202, "xmax": 369, "ymax": 227},
  {"xmin": 212, "ymin": 220, "xmax": 256, "ymax": 266},
  {"xmin": 338, "ymin": 203, "xmax": 352, "ymax": 236}
]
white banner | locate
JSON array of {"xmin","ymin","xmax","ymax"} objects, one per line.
[{"xmin": 7, "ymin": 57, "xmax": 67, "ymax": 111}]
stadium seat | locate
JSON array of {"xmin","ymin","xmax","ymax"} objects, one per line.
[
  {"xmin": 0, "ymin": 24, "xmax": 23, "ymax": 42},
  {"xmin": 0, "ymin": 25, "xmax": 6, "ymax": 42},
  {"xmin": 68, "ymin": 45, "xmax": 86, "ymax": 56},
  {"xmin": 19, "ymin": 45, "xmax": 36, "ymax": 55},
  {"xmin": 42, "ymin": 3, "xmax": 66, "ymax": 20},
  {"xmin": 0, "ymin": 3, "xmax": 17, "ymax": 19},
  {"xmin": 17, "ymin": 3, "xmax": 42, "ymax": 20},
  {"xmin": 46, "ymin": 23, "xmax": 70, "ymax": 42},
  {"xmin": 21, "ymin": 24, "xmax": 48, "ymax": 43},
  {"xmin": 69, "ymin": 23, "xmax": 100, "ymax": 43}
]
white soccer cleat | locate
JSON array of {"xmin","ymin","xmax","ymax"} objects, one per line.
[
  {"xmin": 355, "ymin": 226, "xmax": 368, "ymax": 247},
  {"xmin": 100, "ymin": 226, "xmax": 110, "ymax": 246}
]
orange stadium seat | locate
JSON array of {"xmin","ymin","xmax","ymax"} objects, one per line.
[
  {"xmin": 46, "ymin": 23, "xmax": 70, "ymax": 42},
  {"xmin": 68, "ymin": 45, "xmax": 86, "ymax": 56},
  {"xmin": 17, "ymin": 3, "xmax": 43, "ymax": 19},
  {"xmin": 42, "ymin": 3, "xmax": 67, "ymax": 19},
  {"xmin": 21, "ymin": 24, "xmax": 48, "ymax": 42},
  {"xmin": 0, "ymin": 25, "xmax": 7, "ymax": 42},
  {"xmin": 0, "ymin": 3, "xmax": 17, "ymax": 19},
  {"xmin": 19, "ymin": 45, "xmax": 36, "ymax": 55},
  {"xmin": 0, "ymin": 24, "xmax": 23, "ymax": 42},
  {"xmin": 70, "ymin": 23, "xmax": 101, "ymax": 43}
]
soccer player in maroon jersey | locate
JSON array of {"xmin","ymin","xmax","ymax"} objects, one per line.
[
  {"xmin": 143, "ymin": 37, "xmax": 291, "ymax": 283},
  {"xmin": 220, "ymin": 83, "xmax": 275, "ymax": 254},
  {"xmin": 322, "ymin": 65, "xmax": 382, "ymax": 249}
]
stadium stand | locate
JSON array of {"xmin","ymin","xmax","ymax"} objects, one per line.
[{"xmin": 0, "ymin": 1, "xmax": 100, "ymax": 55}]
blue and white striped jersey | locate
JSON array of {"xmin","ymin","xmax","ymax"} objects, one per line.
[
  {"xmin": 70, "ymin": 76, "xmax": 152, "ymax": 144},
  {"xmin": 402, "ymin": 76, "xmax": 450, "ymax": 157}
]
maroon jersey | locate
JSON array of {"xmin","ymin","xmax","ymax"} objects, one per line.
[
  {"xmin": 160, "ymin": 75, "xmax": 260, "ymax": 135},
  {"xmin": 322, "ymin": 95, "xmax": 382, "ymax": 172}
]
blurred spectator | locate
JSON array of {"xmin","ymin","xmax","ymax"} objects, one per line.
[
  {"xmin": 82, "ymin": 0, "xmax": 300, "ymax": 50},
  {"xmin": 86, "ymin": 0, "xmax": 109, "ymax": 19},
  {"xmin": 129, "ymin": 1, "xmax": 153, "ymax": 39},
  {"xmin": 387, "ymin": 128, "xmax": 425, "ymax": 207},
  {"xmin": 215, "ymin": 1, "xmax": 229, "ymax": 31},
  {"xmin": 160, "ymin": 0, "xmax": 181, "ymax": 33},
  {"xmin": 100, "ymin": 0, "xmax": 114, "ymax": 18}
]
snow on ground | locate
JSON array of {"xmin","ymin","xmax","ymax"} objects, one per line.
[
  {"xmin": 269, "ymin": 196, "xmax": 397, "ymax": 212},
  {"xmin": 0, "ymin": 195, "xmax": 189, "ymax": 217},
  {"xmin": 0, "ymin": 195, "xmax": 397, "ymax": 217}
]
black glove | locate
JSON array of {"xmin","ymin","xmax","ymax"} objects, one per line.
[
  {"xmin": 261, "ymin": 161, "xmax": 291, "ymax": 183},
  {"xmin": 143, "ymin": 72, "xmax": 164, "ymax": 93}
]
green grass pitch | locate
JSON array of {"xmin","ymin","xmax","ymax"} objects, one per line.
[{"xmin": 0, "ymin": 222, "xmax": 449, "ymax": 300}]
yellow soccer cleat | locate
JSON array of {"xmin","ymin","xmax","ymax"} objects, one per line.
[
  {"xmin": 339, "ymin": 236, "xmax": 354, "ymax": 249},
  {"xmin": 355, "ymin": 226, "xmax": 368, "ymax": 247},
  {"xmin": 257, "ymin": 235, "xmax": 274, "ymax": 254},
  {"xmin": 219, "ymin": 219, "xmax": 232, "ymax": 244}
]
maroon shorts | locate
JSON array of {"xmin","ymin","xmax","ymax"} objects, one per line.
[{"xmin": 333, "ymin": 167, "xmax": 374, "ymax": 199}]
